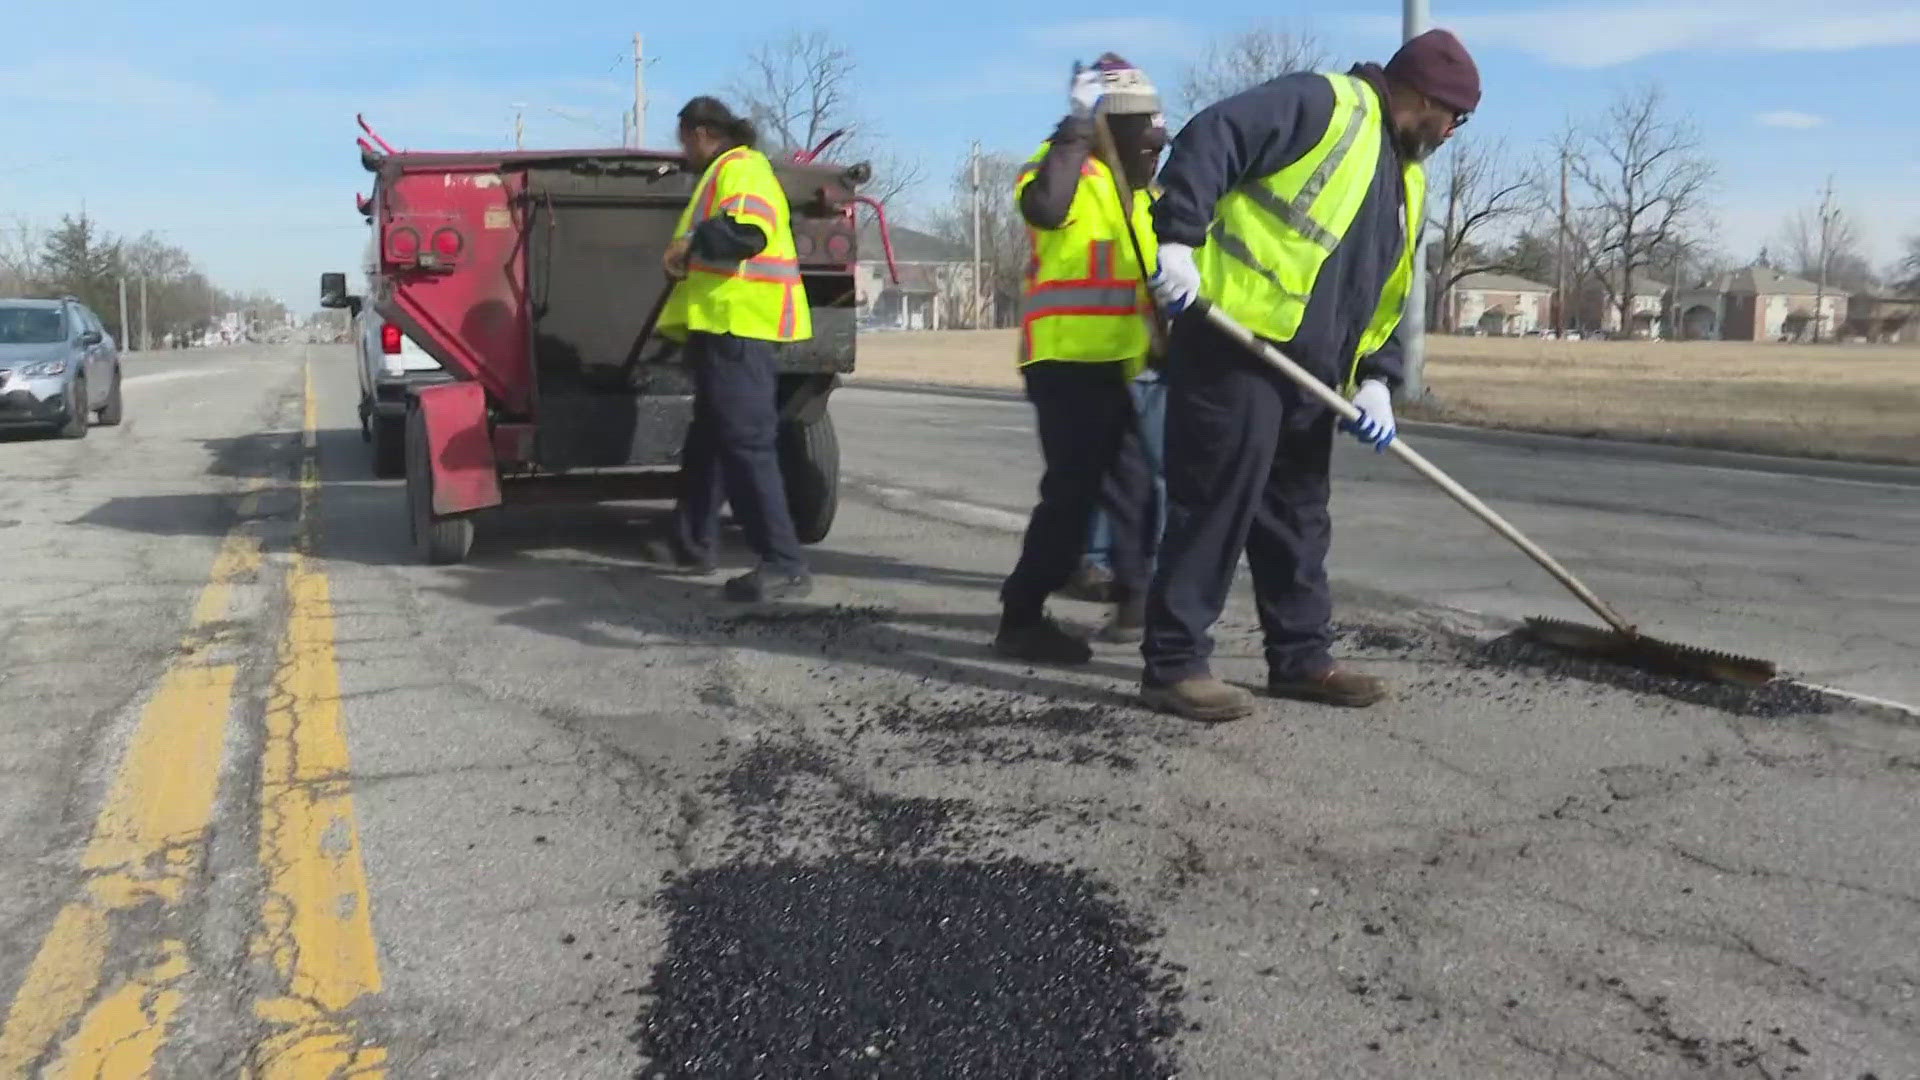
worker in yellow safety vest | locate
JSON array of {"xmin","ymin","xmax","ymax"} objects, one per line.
[
  {"xmin": 1135, "ymin": 30, "xmax": 1482, "ymax": 721},
  {"xmin": 993, "ymin": 53, "xmax": 1168, "ymax": 664},
  {"xmin": 653, "ymin": 96, "xmax": 813, "ymax": 603}
]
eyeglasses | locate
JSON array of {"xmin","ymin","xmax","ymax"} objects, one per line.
[{"xmin": 1449, "ymin": 110, "xmax": 1472, "ymax": 130}]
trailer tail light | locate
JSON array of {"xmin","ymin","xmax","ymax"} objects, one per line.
[
  {"xmin": 386, "ymin": 226, "xmax": 422, "ymax": 263},
  {"xmin": 825, "ymin": 233, "xmax": 852, "ymax": 262},
  {"xmin": 381, "ymin": 323, "xmax": 403, "ymax": 354},
  {"xmin": 431, "ymin": 227, "xmax": 464, "ymax": 259}
]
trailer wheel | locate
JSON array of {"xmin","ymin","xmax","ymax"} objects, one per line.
[
  {"xmin": 371, "ymin": 415, "xmax": 405, "ymax": 478},
  {"xmin": 405, "ymin": 405, "xmax": 474, "ymax": 565},
  {"xmin": 779, "ymin": 408, "xmax": 838, "ymax": 545}
]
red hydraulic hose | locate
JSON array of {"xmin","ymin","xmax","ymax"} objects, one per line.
[
  {"xmin": 851, "ymin": 195, "xmax": 899, "ymax": 284},
  {"xmin": 357, "ymin": 114, "xmax": 397, "ymax": 154}
]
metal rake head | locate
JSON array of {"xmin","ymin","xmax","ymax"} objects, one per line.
[{"xmin": 1522, "ymin": 617, "xmax": 1779, "ymax": 688}]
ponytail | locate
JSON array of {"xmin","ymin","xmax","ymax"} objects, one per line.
[{"xmin": 677, "ymin": 96, "xmax": 758, "ymax": 150}]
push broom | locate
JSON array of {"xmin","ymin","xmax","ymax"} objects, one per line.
[{"xmin": 1091, "ymin": 114, "xmax": 1777, "ymax": 688}]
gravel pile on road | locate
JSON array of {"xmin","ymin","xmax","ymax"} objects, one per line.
[
  {"xmin": 848, "ymin": 696, "xmax": 1152, "ymax": 772},
  {"xmin": 1477, "ymin": 631, "xmax": 1836, "ymax": 718},
  {"xmin": 1333, "ymin": 622, "xmax": 1428, "ymax": 656},
  {"xmin": 637, "ymin": 856, "xmax": 1185, "ymax": 1079}
]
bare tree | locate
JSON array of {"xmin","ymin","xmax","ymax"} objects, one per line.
[
  {"xmin": 1894, "ymin": 233, "xmax": 1920, "ymax": 296},
  {"xmin": 1777, "ymin": 196, "xmax": 1877, "ymax": 297},
  {"xmin": 1178, "ymin": 24, "xmax": 1330, "ymax": 120},
  {"xmin": 926, "ymin": 149, "xmax": 1031, "ymax": 329},
  {"xmin": 1563, "ymin": 85, "xmax": 1716, "ymax": 335},
  {"xmin": 0, "ymin": 218, "xmax": 42, "ymax": 294},
  {"xmin": 1426, "ymin": 138, "xmax": 1540, "ymax": 330},
  {"xmin": 727, "ymin": 29, "xmax": 924, "ymax": 205}
]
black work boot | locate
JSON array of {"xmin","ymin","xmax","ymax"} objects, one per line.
[
  {"xmin": 723, "ymin": 566, "xmax": 813, "ymax": 603},
  {"xmin": 993, "ymin": 610, "xmax": 1093, "ymax": 665}
]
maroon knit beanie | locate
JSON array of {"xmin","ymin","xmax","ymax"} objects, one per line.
[{"xmin": 1384, "ymin": 29, "xmax": 1481, "ymax": 113}]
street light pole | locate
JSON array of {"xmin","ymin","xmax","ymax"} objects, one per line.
[{"xmin": 1398, "ymin": 0, "xmax": 1432, "ymax": 404}]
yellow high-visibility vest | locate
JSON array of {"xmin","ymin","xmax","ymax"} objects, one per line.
[
  {"xmin": 1015, "ymin": 141, "xmax": 1159, "ymax": 377},
  {"xmin": 659, "ymin": 146, "xmax": 811, "ymax": 344},
  {"xmin": 1193, "ymin": 73, "xmax": 1427, "ymax": 391}
]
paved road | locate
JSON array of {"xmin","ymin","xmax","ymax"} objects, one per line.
[{"xmin": 1, "ymin": 345, "xmax": 1915, "ymax": 1078}]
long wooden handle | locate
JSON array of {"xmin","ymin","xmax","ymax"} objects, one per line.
[
  {"xmin": 1194, "ymin": 300, "xmax": 1638, "ymax": 637},
  {"xmin": 1091, "ymin": 112, "xmax": 1167, "ymax": 356}
]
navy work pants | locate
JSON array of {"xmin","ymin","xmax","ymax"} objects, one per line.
[
  {"xmin": 673, "ymin": 331, "xmax": 807, "ymax": 575},
  {"xmin": 1001, "ymin": 360, "xmax": 1154, "ymax": 621},
  {"xmin": 1143, "ymin": 312, "xmax": 1337, "ymax": 686}
]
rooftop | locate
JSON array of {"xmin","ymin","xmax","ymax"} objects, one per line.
[
  {"xmin": 858, "ymin": 222, "xmax": 971, "ymax": 264},
  {"xmin": 1453, "ymin": 271, "xmax": 1553, "ymax": 293}
]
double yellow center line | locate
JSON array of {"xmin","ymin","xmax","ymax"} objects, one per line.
[{"xmin": 0, "ymin": 360, "xmax": 387, "ymax": 1078}]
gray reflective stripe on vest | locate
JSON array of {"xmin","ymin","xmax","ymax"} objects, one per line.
[
  {"xmin": 687, "ymin": 256, "xmax": 803, "ymax": 281},
  {"xmin": 1023, "ymin": 284, "xmax": 1141, "ymax": 314},
  {"xmin": 1206, "ymin": 222, "xmax": 1310, "ymax": 303},
  {"xmin": 1210, "ymin": 76, "xmax": 1373, "ymax": 275}
]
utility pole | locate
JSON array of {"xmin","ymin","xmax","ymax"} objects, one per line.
[
  {"xmin": 1555, "ymin": 143, "xmax": 1568, "ymax": 338},
  {"xmin": 1813, "ymin": 174, "xmax": 1835, "ymax": 343},
  {"xmin": 1398, "ymin": 0, "xmax": 1431, "ymax": 402},
  {"xmin": 139, "ymin": 276, "xmax": 149, "ymax": 352},
  {"xmin": 970, "ymin": 141, "xmax": 983, "ymax": 329},
  {"xmin": 632, "ymin": 34, "xmax": 647, "ymax": 148},
  {"xmin": 118, "ymin": 277, "xmax": 129, "ymax": 351}
]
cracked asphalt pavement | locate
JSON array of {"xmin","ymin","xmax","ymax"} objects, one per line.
[{"xmin": 1, "ymin": 344, "xmax": 1916, "ymax": 1078}]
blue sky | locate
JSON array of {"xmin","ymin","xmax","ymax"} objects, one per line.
[{"xmin": 4, "ymin": 0, "xmax": 1917, "ymax": 309}]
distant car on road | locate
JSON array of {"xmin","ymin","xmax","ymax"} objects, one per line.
[{"xmin": 0, "ymin": 298, "xmax": 123, "ymax": 439}]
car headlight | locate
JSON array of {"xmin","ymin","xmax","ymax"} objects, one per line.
[{"xmin": 22, "ymin": 361, "xmax": 67, "ymax": 377}]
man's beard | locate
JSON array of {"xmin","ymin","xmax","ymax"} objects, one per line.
[{"xmin": 1396, "ymin": 129, "xmax": 1443, "ymax": 162}]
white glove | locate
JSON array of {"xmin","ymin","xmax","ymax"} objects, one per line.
[
  {"xmin": 1069, "ymin": 64, "xmax": 1104, "ymax": 119},
  {"xmin": 1342, "ymin": 379, "xmax": 1397, "ymax": 451},
  {"xmin": 1148, "ymin": 243, "xmax": 1200, "ymax": 314}
]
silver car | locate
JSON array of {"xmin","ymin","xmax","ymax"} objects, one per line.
[{"xmin": 0, "ymin": 298, "xmax": 124, "ymax": 439}]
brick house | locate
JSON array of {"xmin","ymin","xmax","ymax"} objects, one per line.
[
  {"xmin": 1573, "ymin": 275, "xmax": 1671, "ymax": 338},
  {"xmin": 853, "ymin": 223, "xmax": 984, "ymax": 330},
  {"xmin": 1841, "ymin": 295, "xmax": 1919, "ymax": 344},
  {"xmin": 1677, "ymin": 265, "xmax": 1849, "ymax": 342},
  {"xmin": 1445, "ymin": 272, "xmax": 1554, "ymax": 335}
]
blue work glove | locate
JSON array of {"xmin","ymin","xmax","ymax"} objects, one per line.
[
  {"xmin": 1148, "ymin": 242, "xmax": 1199, "ymax": 315},
  {"xmin": 1341, "ymin": 379, "xmax": 1397, "ymax": 451}
]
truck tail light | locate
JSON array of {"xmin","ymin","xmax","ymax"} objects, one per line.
[
  {"xmin": 431, "ymin": 227, "xmax": 464, "ymax": 259},
  {"xmin": 386, "ymin": 226, "xmax": 421, "ymax": 263},
  {"xmin": 381, "ymin": 323, "xmax": 402, "ymax": 354}
]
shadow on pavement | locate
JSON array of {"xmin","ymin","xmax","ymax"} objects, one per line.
[{"xmin": 79, "ymin": 423, "xmax": 1143, "ymax": 702}]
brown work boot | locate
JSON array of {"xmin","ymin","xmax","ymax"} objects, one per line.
[
  {"xmin": 993, "ymin": 612, "xmax": 1093, "ymax": 666},
  {"xmin": 1140, "ymin": 677, "xmax": 1257, "ymax": 723},
  {"xmin": 1266, "ymin": 666, "xmax": 1390, "ymax": 708},
  {"xmin": 1097, "ymin": 597, "xmax": 1146, "ymax": 644}
]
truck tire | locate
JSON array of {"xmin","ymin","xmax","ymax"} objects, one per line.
[
  {"xmin": 779, "ymin": 408, "xmax": 838, "ymax": 545},
  {"xmin": 96, "ymin": 373, "xmax": 123, "ymax": 426},
  {"xmin": 371, "ymin": 415, "xmax": 406, "ymax": 478},
  {"xmin": 58, "ymin": 378, "xmax": 89, "ymax": 440},
  {"xmin": 405, "ymin": 406, "xmax": 474, "ymax": 565}
]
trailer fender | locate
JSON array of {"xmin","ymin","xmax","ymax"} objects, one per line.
[{"xmin": 412, "ymin": 382, "xmax": 502, "ymax": 517}]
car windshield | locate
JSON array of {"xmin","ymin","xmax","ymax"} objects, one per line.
[{"xmin": 0, "ymin": 306, "xmax": 67, "ymax": 345}]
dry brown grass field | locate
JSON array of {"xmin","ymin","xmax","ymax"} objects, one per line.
[{"xmin": 851, "ymin": 329, "xmax": 1920, "ymax": 465}]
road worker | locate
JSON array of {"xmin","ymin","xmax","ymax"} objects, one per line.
[
  {"xmin": 1140, "ymin": 29, "xmax": 1482, "ymax": 720},
  {"xmin": 654, "ymin": 96, "xmax": 814, "ymax": 602},
  {"xmin": 994, "ymin": 54, "xmax": 1168, "ymax": 663}
]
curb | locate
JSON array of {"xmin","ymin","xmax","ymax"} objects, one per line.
[{"xmin": 842, "ymin": 379, "xmax": 1920, "ymax": 489}]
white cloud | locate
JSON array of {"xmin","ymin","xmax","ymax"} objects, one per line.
[
  {"xmin": 1355, "ymin": 0, "xmax": 1920, "ymax": 67},
  {"xmin": 1756, "ymin": 111, "xmax": 1828, "ymax": 130}
]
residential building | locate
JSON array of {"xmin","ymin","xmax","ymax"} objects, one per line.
[
  {"xmin": 1843, "ymin": 295, "xmax": 1920, "ymax": 344},
  {"xmin": 853, "ymin": 222, "xmax": 984, "ymax": 331},
  {"xmin": 1677, "ymin": 265, "xmax": 1850, "ymax": 342},
  {"xmin": 1573, "ymin": 275, "xmax": 1671, "ymax": 338},
  {"xmin": 1445, "ymin": 272, "xmax": 1554, "ymax": 335}
]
